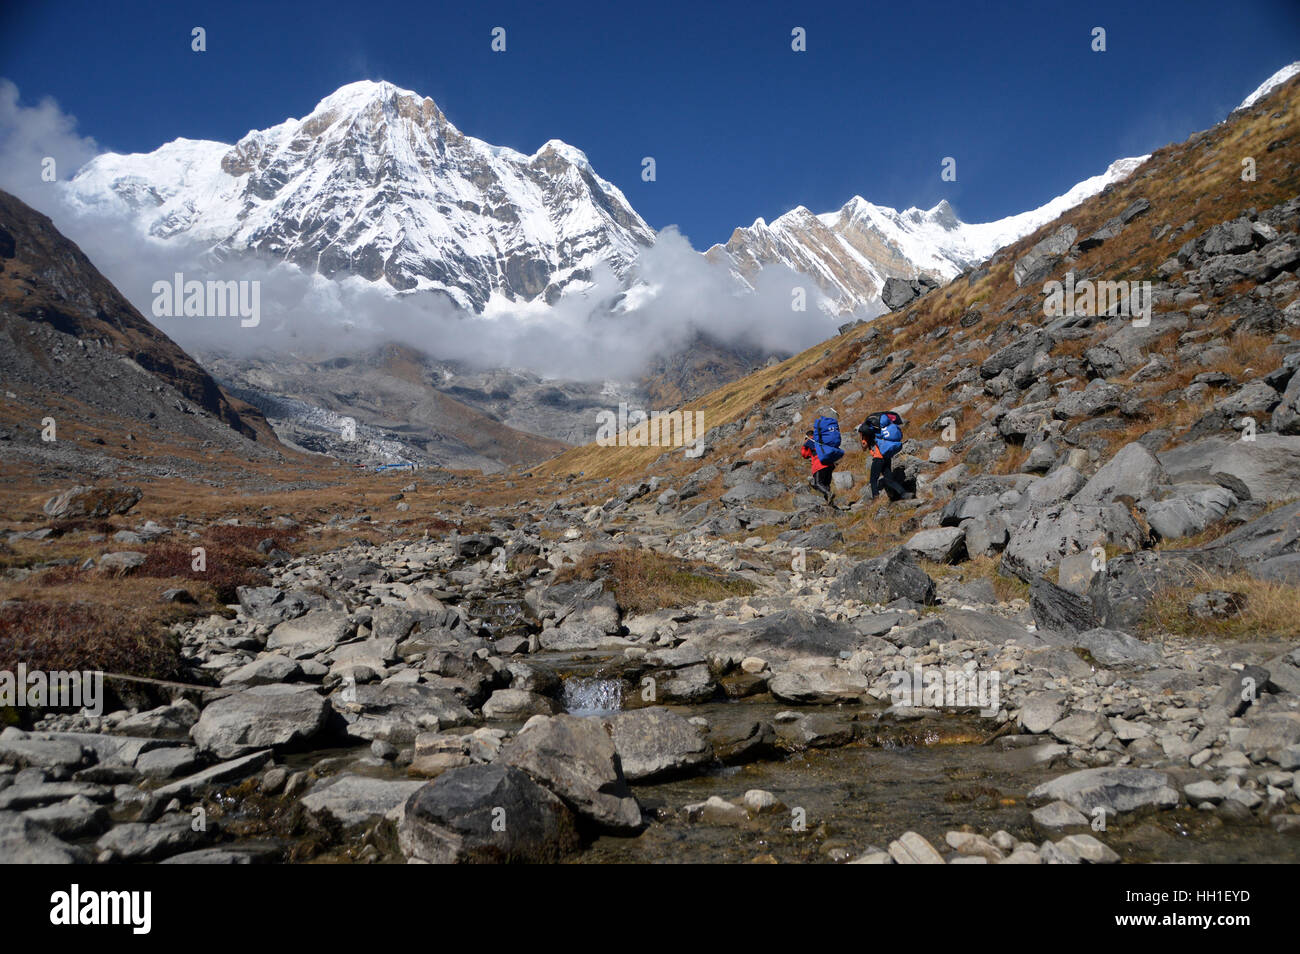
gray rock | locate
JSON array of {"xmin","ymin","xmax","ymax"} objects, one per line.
[
  {"xmin": 1031, "ymin": 799, "xmax": 1089, "ymax": 829},
  {"xmin": 481, "ymin": 689, "xmax": 560, "ymax": 721},
  {"xmin": 827, "ymin": 549, "xmax": 936, "ymax": 605},
  {"xmin": 498, "ymin": 714, "xmax": 641, "ymax": 831},
  {"xmin": 902, "ymin": 527, "xmax": 967, "ymax": 563},
  {"xmin": 1002, "ymin": 503, "xmax": 1146, "ymax": 582},
  {"xmin": 301, "ymin": 774, "xmax": 426, "ymax": 827},
  {"xmin": 43, "ymin": 485, "xmax": 142, "ymax": 519},
  {"xmin": 600, "ymin": 707, "xmax": 713, "ymax": 781},
  {"xmin": 96, "ymin": 816, "xmax": 206, "ymax": 862},
  {"xmin": 221, "ymin": 654, "xmax": 303, "ymax": 687},
  {"xmin": 152, "ymin": 750, "xmax": 273, "ymax": 800},
  {"xmin": 191, "ymin": 684, "xmax": 329, "ymax": 758},
  {"xmin": 1073, "ymin": 442, "xmax": 1167, "ymax": 506},
  {"xmin": 1073, "ymin": 627, "xmax": 1162, "ymax": 667},
  {"xmin": 1020, "ymin": 693, "xmax": 1066, "ymax": 734},
  {"xmin": 1143, "ymin": 486, "xmax": 1236, "ymax": 541},
  {"xmin": 0, "ymin": 811, "xmax": 84, "ymax": 863},
  {"xmin": 397, "ymin": 764, "xmax": 581, "ymax": 863},
  {"xmin": 1028, "ymin": 768, "xmax": 1179, "ymax": 814},
  {"xmin": 266, "ymin": 610, "xmax": 354, "ymax": 658}
]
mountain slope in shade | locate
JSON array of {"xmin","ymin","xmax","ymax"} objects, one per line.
[
  {"xmin": 64, "ymin": 81, "xmax": 655, "ymax": 311},
  {"xmin": 708, "ymin": 156, "xmax": 1148, "ymax": 315},
  {"xmin": 0, "ymin": 188, "xmax": 273, "ymax": 448}
]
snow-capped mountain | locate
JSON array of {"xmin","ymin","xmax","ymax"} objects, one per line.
[
  {"xmin": 1236, "ymin": 61, "xmax": 1300, "ymax": 112},
  {"xmin": 63, "ymin": 80, "xmax": 655, "ymax": 311},
  {"xmin": 706, "ymin": 156, "xmax": 1148, "ymax": 315}
]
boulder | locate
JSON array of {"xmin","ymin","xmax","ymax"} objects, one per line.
[
  {"xmin": 1073, "ymin": 442, "xmax": 1167, "ymax": 505},
  {"xmin": 827, "ymin": 549, "xmax": 936, "ymax": 605},
  {"xmin": 1001, "ymin": 503, "xmax": 1146, "ymax": 582},
  {"xmin": 1028, "ymin": 768, "xmax": 1179, "ymax": 814},
  {"xmin": 301, "ymin": 774, "xmax": 426, "ymax": 827},
  {"xmin": 43, "ymin": 485, "xmax": 142, "ymax": 519},
  {"xmin": 498, "ymin": 715, "xmax": 641, "ymax": 831},
  {"xmin": 266, "ymin": 610, "xmax": 354, "ymax": 659},
  {"xmin": 191, "ymin": 684, "xmax": 330, "ymax": 758},
  {"xmin": 1160, "ymin": 435, "xmax": 1300, "ymax": 503},
  {"xmin": 600, "ymin": 707, "xmax": 713, "ymax": 781},
  {"xmin": 397, "ymin": 764, "xmax": 581, "ymax": 863},
  {"xmin": 1142, "ymin": 486, "xmax": 1236, "ymax": 541},
  {"xmin": 902, "ymin": 527, "xmax": 967, "ymax": 563},
  {"xmin": 481, "ymin": 689, "xmax": 560, "ymax": 721}
]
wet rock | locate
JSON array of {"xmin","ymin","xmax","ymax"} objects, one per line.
[
  {"xmin": 152, "ymin": 750, "xmax": 273, "ymax": 800},
  {"xmin": 685, "ymin": 795, "xmax": 748, "ymax": 826},
  {"xmin": 711, "ymin": 720, "xmax": 779, "ymax": 765}
]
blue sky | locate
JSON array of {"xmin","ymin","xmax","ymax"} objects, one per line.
[{"xmin": 1, "ymin": 0, "xmax": 1297, "ymax": 249}]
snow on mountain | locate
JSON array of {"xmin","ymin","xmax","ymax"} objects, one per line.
[
  {"xmin": 63, "ymin": 80, "xmax": 655, "ymax": 311},
  {"xmin": 706, "ymin": 155, "xmax": 1148, "ymax": 315},
  {"xmin": 1236, "ymin": 61, "xmax": 1300, "ymax": 111}
]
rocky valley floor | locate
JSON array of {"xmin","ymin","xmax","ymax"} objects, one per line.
[{"xmin": 1, "ymin": 470, "xmax": 1298, "ymax": 865}]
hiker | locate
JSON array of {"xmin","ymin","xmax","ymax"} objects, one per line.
[
  {"xmin": 801, "ymin": 415, "xmax": 844, "ymax": 503},
  {"xmin": 858, "ymin": 410, "xmax": 907, "ymax": 501}
]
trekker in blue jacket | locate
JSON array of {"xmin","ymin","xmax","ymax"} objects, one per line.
[{"xmin": 857, "ymin": 412, "xmax": 907, "ymax": 501}]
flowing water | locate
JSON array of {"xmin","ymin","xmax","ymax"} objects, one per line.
[{"xmin": 563, "ymin": 677, "xmax": 624, "ymax": 716}]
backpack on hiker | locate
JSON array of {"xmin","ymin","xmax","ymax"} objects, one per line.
[
  {"xmin": 858, "ymin": 411, "xmax": 904, "ymax": 456},
  {"xmin": 810, "ymin": 416, "xmax": 845, "ymax": 466}
]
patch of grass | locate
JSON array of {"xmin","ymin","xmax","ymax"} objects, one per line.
[
  {"xmin": 554, "ymin": 548, "xmax": 757, "ymax": 614},
  {"xmin": 1142, "ymin": 568, "xmax": 1300, "ymax": 639},
  {"xmin": 0, "ymin": 599, "xmax": 187, "ymax": 680}
]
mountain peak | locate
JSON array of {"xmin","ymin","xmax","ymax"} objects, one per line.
[
  {"xmin": 311, "ymin": 79, "xmax": 424, "ymax": 113},
  {"xmin": 1237, "ymin": 61, "xmax": 1300, "ymax": 112}
]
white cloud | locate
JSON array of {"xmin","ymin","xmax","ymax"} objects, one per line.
[{"xmin": 0, "ymin": 79, "xmax": 100, "ymax": 205}]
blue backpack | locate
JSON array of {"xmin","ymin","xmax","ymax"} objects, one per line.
[{"xmin": 811, "ymin": 416, "xmax": 844, "ymax": 466}]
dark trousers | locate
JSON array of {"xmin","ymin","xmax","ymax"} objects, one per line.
[
  {"xmin": 812, "ymin": 466, "xmax": 834, "ymax": 496},
  {"xmin": 869, "ymin": 452, "xmax": 905, "ymax": 499}
]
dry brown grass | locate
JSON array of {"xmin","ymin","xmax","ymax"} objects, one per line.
[
  {"xmin": 1143, "ymin": 568, "xmax": 1300, "ymax": 639},
  {"xmin": 553, "ymin": 548, "xmax": 757, "ymax": 614}
]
